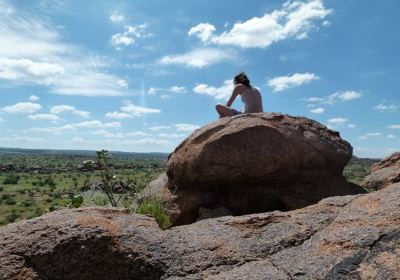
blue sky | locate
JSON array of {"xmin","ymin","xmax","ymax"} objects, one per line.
[{"xmin": 0, "ymin": 0, "xmax": 399, "ymax": 157}]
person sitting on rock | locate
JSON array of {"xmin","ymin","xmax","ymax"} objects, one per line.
[{"xmin": 216, "ymin": 72, "xmax": 263, "ymax": 118}]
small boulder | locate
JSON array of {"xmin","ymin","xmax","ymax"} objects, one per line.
[{"xmin": 362, "ymin": 152, "xmax": 400, "ymax": 191}]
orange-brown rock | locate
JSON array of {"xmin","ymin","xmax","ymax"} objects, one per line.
[
  {"xmin": 1, "ymin": 184, "xmax": 400, "ymax": 279},
  {"xmin": 362, "ymin": 152, "xmax": 400, "ymax": 191},
  {"xmin": 164, "ymin": 113, "xmax": 363, "ymax": 224}
]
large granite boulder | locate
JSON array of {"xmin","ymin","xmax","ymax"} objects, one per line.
[
  {"xmin": 362, "ymin": 152, "xmax": 400, "ymax": 191},
  {"xmin": 1, "ymin": 183, "xmax": 400, "ymax": 279},
  {"xmin": 162, "ymin": 113, "xmax": 363, "ymax": 225}
]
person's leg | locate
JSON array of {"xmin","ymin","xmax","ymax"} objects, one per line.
[{"xmin": 216, "ymin": 104, "xmax": 236, "ymax": 118}]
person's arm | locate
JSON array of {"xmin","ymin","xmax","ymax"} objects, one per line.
[{"xmin": 226, "ymin": 85, "xmax": 241, "ymax": 107}]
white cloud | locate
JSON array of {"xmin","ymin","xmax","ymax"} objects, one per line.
[
  {"xmin": 28, "ymin": 113, "xmax": 60, "ymax": 121},
  {"xmin": 110, "ymin": 13, "xmax": 124, "ymax": 23},
  {"xmin": 175, "ymin": 123, "xmax": 200, "ymax": 132},
  {"xmin": 327, "ymin": 118, "xmax": 347, "ymax": 124},
  {"xmin": 306, "ymin": 97, "xmax": 324, "ymax": 102},
  {"xmin": 147, "ymin": 87, "xmax": 160, "ymax": 95},
  {"xmin": 120, "ymin": 103, "xmax": 161, "ymax": 116},
  {"xmin": 150, "ymin": 125, "xmax": 170, "ymax": 131},
  {"xmin": 305, "ymin": 90, "xmax": 363, "ymax": 105},
  {"xmin": 50, "ymin": 105, "xmax": 90, "ymax": 118},
  {"xmin": 126, "ymin": 131, "xmax": 151, "ymax": 137},
  {"xmin": 310, "ymin": 107, "xmax": 324, "ymax": 114},
  {"xmin": 374, "ymin": 103, "xmax": 398, "ymax": 112},
  {"xmin": 169, "ymin": 86, "xmax": 187, "ymax": 94},
  {"xmin": 193, "ymin": 79, "xmax": 233, "ymax": 100},
  {"xmin": 0, "ymin": 116, "xmax": 4, "ymax": 122},
  {"xmin": 0, "ymin": 58, "xmax": 64, "ymax": 85},
  {"xmin": 1, "ymin": 102, "xmax": 42, "ymax": 114},
  {"xmin": 0, "ymin": 1, "xmax": 129, "ymax": 97},
  {"xmin": 328, "ymin": 91, "xmax": 362, "ymax": 102},
  {"xmin": 159, "ymin": 133, "xmax": 186, "ymax": 138},
  {"xmin": 30, "ymin": 124, "xmax": 75, "ymax": 135},
  {"xmin": 111, "ymin": 24, "xmax": 150, "ymax": 48},
  {"xmin": 387, "ymin": 134, "xmax": 396, "ymax": 139},
  {"xmin": 105, "ymin": 111, "xmax": 133, "ymax": 119},
  {"xmin": 92, "ymin": 129, "xmax": 124, "ymax": 138},
  {"xmin": 348, "ymin": 124, "xmax": 356, "ymax": 128},
  {"xmin": 188, "ymin": 23, "xmax": 216, "ymax": 42},
  {"xmin": 73, "ymin": 120, "xmax": 121, "ymax": 129},
  {"xmin": 160, "ymin": 48, "xmax": 235, "ymax": 68},
  {"xmin": 188, "ymin": 0, "xmax": 331, "ymax": 48},
  {"xmin": 358, "ymin": 132, "xmax": 382, "ymax": 140},
  {"xmin": 388, "ymin": 124, "xmax": 400, "ymax": 129},
  {"xmin": 268, "ymin": 73, "xmax": 319, "ymax": 92},
  {"xmin": 28, "ymin": 95, "xmax": 39, "ymax": 102}
]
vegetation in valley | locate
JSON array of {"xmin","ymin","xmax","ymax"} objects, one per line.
[
  {"xmin": 343, "ymin": 156, "xmax": 379, "ymax": 185},
  {"xmin": 0, "ymin": 148, "xmax": 167, "ymax": 226}
]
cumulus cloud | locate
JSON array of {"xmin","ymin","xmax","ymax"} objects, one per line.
[
  {"xmin": 175, "ymin": 123, "xmax": 200, "ymax": 132},
  {"xmin": 374, "ymin": 102, "xmax": 398, "ymax": 112},
  {"xmin": 305, "ymin": 90, "xmax": 363, "ymax": 105},
  {"xmin": 388, "ymin": 124, "xmax": 400, "ymax": 129},
  {"xmin": 160, "ymin": 48, "xmax": 235, "ymax": 68},
  {"xmin": 327, "ymin": 118, "xmax": 347, "ymax": 124},
  {"xmin": 110, "ymin": 12, "xmax": 124, "ymax": 23},
  {"xmin": 150, "ymin": 125, "xmax": 170, "ymax": 131},
  {"xmin": 126, "ymin": 131, "xmax": 151, "ymax": 137},
  {"xmin": 73, "ymin": 120, "xmax": 121, "ymax": 129},
  {"xmin": 92, "ymin": 129, "xmax": 124, "ymax": 139},
  {"xmin": 193, "ymin": 79, "xmax": 233, "ymax": 100},
  {"xmin": 158, "ymin": 133, "xmax": 186, "ymax": 138},
  {"xmin": 358, "ymin": 132, "xmax": 382, "ymax": 140},
  {"xmin": 1, "ymin": 102, "xmax": 42, "ymax": 114},
  {"xmin": 0, "ymin": 1, "xmax": 129, "ymax": 96},
  {"xmin": 50, "ymin": 105, "xmax": 90, "ymax": 118},
  {"xmin": 328, "ymin": 91, "xmax": 362, "ymax": 102},
  {"xmin": 147, "ymin": 87, "xmax": 162, "ymax": 95},
  {"xmin": 169, "ymin": 86, "xmax": 187, "ymax": 94},
  {"xmin": 28, "ymin": 95, "xmax": 39, "ymax": 102},
  {"xmin": 188, "ymin": 0, "xmax": 331, "ymax": 48},
  {"xmin": 111, "ymin": 24, "xmax": 150, "ymax": 48},
  {"xmin": 120, "ymin": 103, "xmax": 161, "ymax": 117},
  {"xmin": 268, "ymin": 73, "xmax": 319, "ymax": 92},
  {"xmin": 309, "ymin": 107, "xmax": 324, "ymax": 114},
  {"xmin": 28, "ymin": 113, "xmax": 60, "ymax": 121},
  {"xmin": 105, "ymin": 111, "xmax": 133, "ymax": 119}
]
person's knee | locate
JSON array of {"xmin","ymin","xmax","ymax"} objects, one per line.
[{"xmin": 216, "ymin": 104, "xmax": 223, "ymax": 112}]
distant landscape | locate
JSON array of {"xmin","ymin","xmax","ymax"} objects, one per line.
[
  {"xmin": 0, "ymin": 147, "xmax": 168, "ymax": 226},
  {"xmin": 0, "ymin": 147, "xmax": 377, "ymax": 226}
]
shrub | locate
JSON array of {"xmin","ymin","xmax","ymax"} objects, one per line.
[
  {"xmin": 4, "ymin": 197, "xmax": 16, "ymax": 205},
  {"xmin": 5, "ymin": 212, "xmax": 20, "ymax": 223},
  {"xmin": 81, "ymin": 190, "xmax": 109, "ymax": 207},
  {"xmin": 137, "ymin": 198, "xmax": 171, "ymax": 230},
  {"xmin": 3, "ymin": 174, "xmax": 20, "ymax": 184}
]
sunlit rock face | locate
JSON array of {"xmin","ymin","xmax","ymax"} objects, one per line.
[{"xmin": 163, "ymin": 113, "xmax": 363, "ymax": 225}]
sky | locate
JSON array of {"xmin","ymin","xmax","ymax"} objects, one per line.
[{"xmin": 0, "ymin": 0, "xmax": 399, "ymax": 158}]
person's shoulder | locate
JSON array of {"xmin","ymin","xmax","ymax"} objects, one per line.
[{"xmin": 233, "ymin": 84, "xmax": 247, "ymax": 93}]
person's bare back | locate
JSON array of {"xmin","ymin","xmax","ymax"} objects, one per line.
[{"xmin": 216, "ymin": 72, "xmax": 263, "ymax": 118}]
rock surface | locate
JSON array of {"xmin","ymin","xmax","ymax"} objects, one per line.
[
  {"xmin": 362, "ymin": 152, "xmax": 400, "ymax": 191},
  {"xmin": 1, "ymin": 183, "xmax": 400, "ymax": 279},
  {"xmin": 164, "ymin": 113, "xmax": 363, "ymax": 225}
]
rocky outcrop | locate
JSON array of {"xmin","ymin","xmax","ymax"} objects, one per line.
[
  {"xmin": 362, "ymin": 152, "xmax": 400, "ymax": 191},
  {"xmin": 1, "ymin": 183, "xmax": 400, "ymax": 279},
  {"xmin": 163, "ymin": 113, "xmax": 363, "ymax": 225}
]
